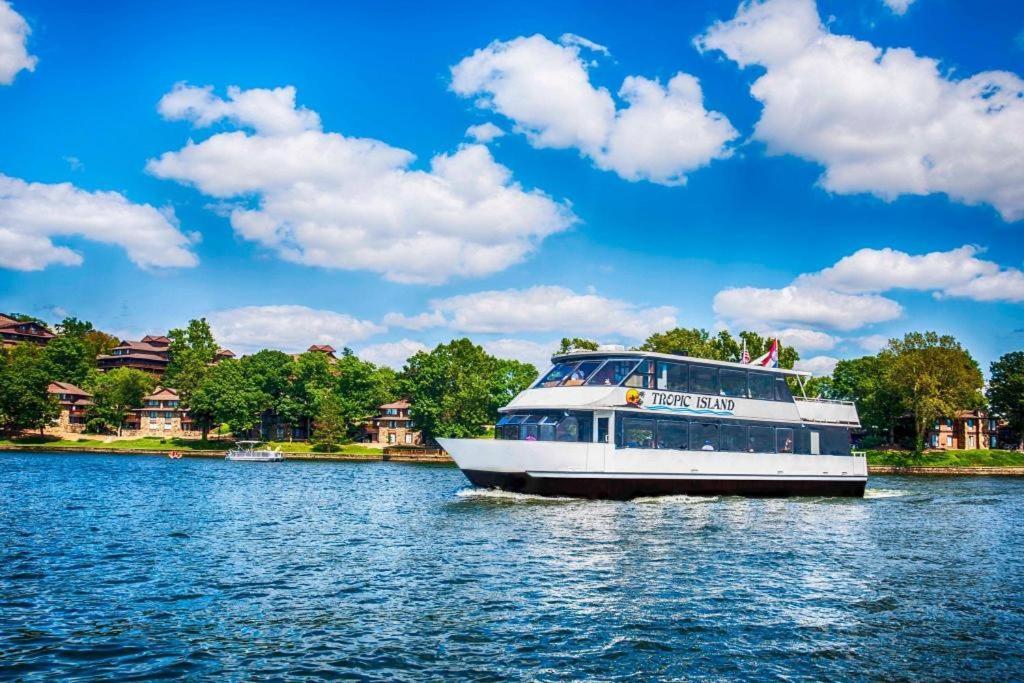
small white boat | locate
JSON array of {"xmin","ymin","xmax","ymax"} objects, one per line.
[{"xmin": 226, "ymin": 440, "xmax": 284, "ymax": 462}]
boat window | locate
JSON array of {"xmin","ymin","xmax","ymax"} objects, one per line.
[
  {"xmin": 656, "ymin": 361, "xmax": 688, "ymax": 392},
  {"xmin": 720, "ymin": 369, "xmax": 748, "ymax": 398},
  {"xmin": 586, "ymin": 359, "xmax": 640, "ymax": 386},
  {"xmin": 775, "ymin": 377, "xmax": 793, "ymax": 402},
  {"xmin": 748, "ymin": 426, "xmax": 774, "ymax": 453},
  {"xmin": 522, "ymin": 424, "xmax": 539, "ymax": 441},
  {"xmin": 689, "ymin": 365, "xmax": 719, "ymax": 395},
  {"xmin": 748, "ymin": 372, "xmax": 775, "ymax": 401},
  {"xmin": 560, "ymin": 360, "xmax": 603, "ymax": 386},
  {"xmin": 536, "ymin": 363, "xmax": 578, "ymax": 388},
  {"xmin": 822, "ymin": 427, "xmax": 851, "ymax": 455},
  {"xmin": 624, "ymin": 359, "xmax": 655, "ymax": 388},
  {"xmin": 656, "ymin": 420, "xmax": 688, "ymax": 449},
  {"xmin": 776, "ymin": 428, "xmax": 795, "ymax": 453},
  {"xmin": 555, "ymin": 415, "xmax": 579, "ymax": 442},
  {"xmin": 622, "ymin": 418, "xmax": 655, "ymax": 448},
  {"xmin": 720, "ymin": 424, "xmax": 746, "ymax": 452},
  {"xmin": 690, "ymin": 422, "xmax": 719, "ymax": 451},
  {"xmin": 508, "ymin": 415, "xmax": 528, "ymax": 424}
]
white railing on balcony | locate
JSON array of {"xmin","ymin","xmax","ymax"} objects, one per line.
[{"xmin": 794, "ymin": 397, "xmax": 861, "ymax": 426}]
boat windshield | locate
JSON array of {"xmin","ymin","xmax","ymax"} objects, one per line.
[{"xmin": 535, "ymin": 358, "xmax": 642, "ymax": 388}]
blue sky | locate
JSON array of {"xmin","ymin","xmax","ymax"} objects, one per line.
[{"xmin": 0, "ymin": 0, "xmax": 1022, "ymax": 373}]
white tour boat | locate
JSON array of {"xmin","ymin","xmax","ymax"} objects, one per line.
[
  {"xmin": 438, "ymin": 350, "xmax": 866, "ymax": 499},
  {"xmin": 226, "ymin": 440, "xmax": 284, "ymax": 462}
]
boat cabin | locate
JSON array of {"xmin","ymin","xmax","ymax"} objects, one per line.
[{"xmin": 494, "ymin": 351, "xmax": 857, "ymax": 457}]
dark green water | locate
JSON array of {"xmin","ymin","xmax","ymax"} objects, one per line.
[{"xmin": 1, "ymin": 452, "xmax": 1022, "ymax": 680}]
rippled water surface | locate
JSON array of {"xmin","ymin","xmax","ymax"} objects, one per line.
[{"xmin": 2, "ymin": 452, "xmax": 1023, "ymax": 680}]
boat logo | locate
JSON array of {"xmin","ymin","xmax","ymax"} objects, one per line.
[{"xmin": 625, "ymin": 389, "xmax": 644, "ymax": 407}]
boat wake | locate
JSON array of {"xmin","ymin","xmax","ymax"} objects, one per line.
[
  {"xmin": 454, "ymin": 488, "xmax": 581, "ymax": 503},
  {"xmin": 865, "ymin": 488, "xmax": 911, "ymax": 499}
]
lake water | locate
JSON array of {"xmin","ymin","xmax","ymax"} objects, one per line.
[{"xmin": 2, "ymin": 452, "xmax": 1023, "ymax": 680}]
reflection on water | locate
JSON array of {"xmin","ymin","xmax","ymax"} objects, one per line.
[{"xmin": 2, "ymin": 452, "xmax": 1023, "ymax": 680}]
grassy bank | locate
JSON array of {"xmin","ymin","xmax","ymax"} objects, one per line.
[
  {"xmin": 0, "ymin": 435, "xmax": 382, "ymax": 456},
  {"xmin": 867, "ymin": 449, "xmax": 1024, "ymax": 468}
]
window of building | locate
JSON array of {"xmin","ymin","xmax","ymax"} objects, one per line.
[
  {"xmin": 946, "ymin": 435, "xmax": 953, "ymax": 446},
  {"xmin": 720, "ymin": 424, "xmax": 746, "ymax": 452},
  {"xmin": 777, "ymin": 428, "xmax": 795, "ymax": 453},
  {"xmin": 748, "ymin": 373, "xmax": 775, "ymax": 400},
  {"xmin": 405, "ymin": 434, "xmax": 412, "ymax": 444},
  {"xmin": 967, "ymin": 419, "xmax": 975, "ymax": 428},
  {"xmin": 690, "ymin": 422, "xmax": 719, "ymax": 451},
  {"xmin": 621, "ymin": 418, "xmax": 655, "ymax": 448},
  {"xmin": 656, "ymin": 361, "xmax": 688, "ymax": 392},
  {"xmin": 720, "ymin": 369, "xmax": 747, "ymax": 398},
  {"xmin": 656, "ymin": 420, "xmax": 688, "ymax": 450},
  {"xmin": 586, "ymin": 359, "xmax": 640, "ymax": 387},
  {"xmin": 991, "ymin": 435, "xmax": 997, "ymax": 447},
  {"xmin": 689, "ymin": 365, "xmax": 719, "ymax": 395},
  {"xmin": 931, "ymin": 434, "xmax": 938, "ymax": 447},
  {"xmin": 748, "ymin": 426, "xmax": 774, "ymax": 453}
]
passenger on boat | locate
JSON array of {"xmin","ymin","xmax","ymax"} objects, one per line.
[{"xmin": 701, "ymin": 440, "xmax": 715, "ymax": 451}]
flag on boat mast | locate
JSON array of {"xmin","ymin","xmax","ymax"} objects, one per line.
[
  {"xmin": 740, "ymin": 339, "xmax": 751, "ymax": 364},
  {"xmin": 752, "ymin": 338, "xmax": 779, "ymax": 368}
]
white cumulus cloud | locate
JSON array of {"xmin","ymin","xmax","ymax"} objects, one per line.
[
  {"xmin": 881, "ymin": 0, "xmax": 915, "ymax": 15},
  {"xmin": 208, "ymin": 305, "xmax": 384, "ymax": 355},
  {"xmin": 794, "ymin": 354, "xmax": 839, "ymax": 376},
  {"xmin": 697, "ymin": 0, "xmax": 1024, "ymax": 221},
  {"xmin": 713, "ymin": 285, "xmax": 903, "ymax": 331},
  {"xmin": 0, "ymin": 174, "xmax": 198, "ymax": 271},
  {"xmin": 425, "ymin": 285, "xmax": 677, "ymax": 338},
  {"xmin": 465, "ymin": 122, "xmax": 505, "ymax": 143},
  {"xmin": 0, "ymin": 1, "xmax": 35, "ymax": 85},
  {"xmin": 451, "ymin": 34, "xmax": 737, "ymax": 185},
  {"xmin": 761, "ymin": 327, "xmax": 838, "ymax": 352},
  {"xmin": 799, "ymin": 244, "xmax": 1024, "ymax": 302},
  {"xmin": 482, "ymin": 338, "xmax": 557, "ymax": 372},
  {"xmin": 357, "ymin": 339, "xmax": 429, "ymax": 370},
  {"xmin": 381, "ymin": 310, "xmax": 447, "ymax": 330},
  {"xmin": 147, "ymin": 84, "xmax": 575, "ymax": 285}
]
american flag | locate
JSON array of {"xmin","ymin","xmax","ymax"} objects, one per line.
[{"xmin": 740, "ymin": 339, "xmax": 751, "ymax": 364}]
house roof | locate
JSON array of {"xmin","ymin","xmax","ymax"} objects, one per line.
[
  {"xmin": 379, "ymin": 399, "xmax": 410, "ymax": 410},
  {"xmin": 143, "ymin": 387, "xmax": 180, "ymax": 401},
  {"xmin": 141, "ymin": 335, "xmax": 171, "ymax": 345},
  {"xmin": 48, "ymin": 381, "xmax": 92, "ymax": 397},
  {"xmin": 216, "ymin": 348, "xmax": 236, "ymax": 357},
  {"xmin": 0, "ymin": 314, "xmax": 55, "ymax": 338},
  {"xmin": 308, "ymin": 344, "xmax": 337, "ymax": 354}
]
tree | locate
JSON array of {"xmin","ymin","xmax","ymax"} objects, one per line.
[
  {"xmin": 639, "ymin": 327, "xmax": 799, "ymax": 368},
  {"xmin": 882, "ymin": 332, "xmax": 984, "ymax": 452},
  {"xmin": 83, "ymin": 330, "xmax": 119, "ymax": 360},
  {"xmin": 557, "ymin": 337, "xmax": 598, "ymax": 354},
  {"xmin": 311, "ymin": 390, "xmax": 345, "ymax": 452},
  {"xmin": 333, "ymin": 349, "xmax": 399, "ymax": 437},
  {"xmin": 988, "ymin": 351, "xmax": 1024, "ymax": 449},
  {"xmin": 492, "ymin": 358, "xmax": 538, "ymax": 408},
  {"xmin": 0, "ymin": 344, "xmax": 59, "ymax": 435},
  {"xmin": 404, "ymin": 339, "xmax": 503, "ymax": 438},
  {"xmin": 190, "ymin": 359, "xmax": 264, "ymax": 437},
  {"xmin": 285, "ymin": 351, "xmax": 335, "ymax": 440},
  {"xmin": 163, "ymin": 318, "xmax": 219, "ymax": 386},
  {"xmin": 85, "ymin": 368, "xmax": 155, "ymax": 435},
  {"xmin": 828, "ymin": 355, "xmax": 904, "ymax": 443},
  {"xmin": 43, "ymin": 333, "xmax": 92, "ymax": 386}
]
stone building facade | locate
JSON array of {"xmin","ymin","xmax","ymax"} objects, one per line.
[
  {"xmin": 364, "ymin": 400, "xmax": 422, "ymax": 446},
  {"xmin": 122, "ymin": 387, "xmax": 200, "ymax": 437},
  {"xmin": 46, "ymin": 382, "xmax": 92, "ymax": 435}
]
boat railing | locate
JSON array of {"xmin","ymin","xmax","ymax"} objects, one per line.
[
  {"xmin": 793, "ymin": 397, "xmax": 861, "ymax": 426},
  {"xmin": 794, "ymin": 397, "xmax": 856, "ymax": 407}
]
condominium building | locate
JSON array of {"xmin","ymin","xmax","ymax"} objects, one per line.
[
  {"xmin": 365, "ymin": 400, "xmax": 422, "ymax": 446},
  {"xmin": 46, "ymin": 381, "xmax": 92, "ymax": 433},
  {"xmin": 0, "ymin": 314, "xmax": 55, "ymax": 347},
  {"xmin": 123, "ymin": 387, "xmax": 198, "ymax": 437},
  {"xmin": 927, "ymin": 410, "xmax": 999, "ymax": 450},
  {"xmin": 97, "ymin": 335, "xmax": 171, "ymax": 376}
]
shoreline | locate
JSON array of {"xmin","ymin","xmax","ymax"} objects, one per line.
[
  {"xmin": 4, "ymin": 444, "xmax": 1024, "ymax": 473},
  {"xmin": 0, "ymin": 444, "xmax": 453, "ymax": 464}
]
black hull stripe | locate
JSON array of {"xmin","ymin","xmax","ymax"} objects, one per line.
[{"xmin": 461, "ymin": 469, "xmax": 866, "ymax": 499}]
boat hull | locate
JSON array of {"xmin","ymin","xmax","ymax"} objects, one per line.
[
  {"xmin": 460, "ymin": 468, "xmax": 865, "ymax": 499},
  {"xmin": 438, "ymin": 438, "xmax": 867, "ymax": 499}
]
